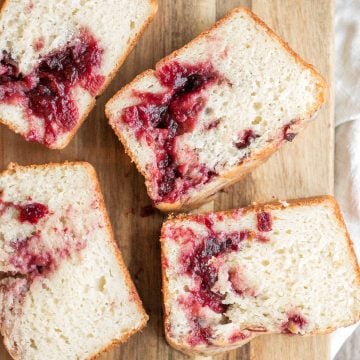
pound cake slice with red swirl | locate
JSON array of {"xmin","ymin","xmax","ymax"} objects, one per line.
[
  {"xmin": 106, "ymin": 7, "xmax": 326, "ymax": 212},
  {"xmin": 0, "ymin": 162, "xmax": 148, "ymax": 360},
  {"xmin": 161, "ymin": 196, "xmax": 360, "ymax": 356},
  {"xmin": 0, "ymin": 0, "xmax": 157, "ymax": 148}
]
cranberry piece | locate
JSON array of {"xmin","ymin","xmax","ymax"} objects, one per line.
[
  {"xmin": 289, "ymin": 314, "xmax": 307, "ymax": 328},
  {"xmin": 167, "ymin": 226, "xmax": 196, "ymax": 247},
  {"xmin": 28, "ymin": 253, "xmax": 54, "ymax": 275},
  {"xmin": 181, "ymin": 230, "xmax": 246, "ymax": 313},
  {"xmin": 257, "ymin": 234, "xmax": 270, "ymax": 243},
  {"xmin": 188, "ymin": 320, "xmax": 212, "ymax": 345},
  {"xmin": 201, "ymin": 216, "xmax": 214, "ymax": 232},
  {"xmin": 283, "ymin": 124, "xmax": 296, "ymax": 142},
  {"xmin": 10, "ymin": 235, "xmax": 55, "ymax": 277},
  {"xmin": 0, "ymin": 30, "xmax": 105, "ymax": 146},
  {"xmin": 285, "ymin": 132, "xmax": 296, "ymax": 141},
  {"xmin": 0, "ymin": 193, "xmax": 49, "ymax": 225},
  {"xmin": 235, "ymin": 129, "xmax": 256, "ymax": 149},
  {"xmin": 281, "ymin": 312, "xmax": 308, "ymax": 334},
  {"xmin": 257, "ymin": 211, "xmax": 272, "ymax": 232},
  {"xmin": 191, "ymin": 287, "xmax": 226, "ymax": 313},
  {"xmin": 229, "ymin": 331, "xmax": 249, "ymax": 343},
  {"xmin": 0, "ymin": 51, "xmax": 21, "ymax": 84},
  {"xmin": 18, "ymin": 203, "xmax": 49, "ymax": 224},
  {"xmin": 9, "ymin": 231, "xmax": 84, "ymax": 280},
  {"xmin": 34, "ymin": 38, "xmax": 44, "ymax": 52},
  {"xmin": 121, "ymin": 61, "xmax": 221, "ymax": 203},
  {"xmin": 157, "ymin": 61, "xmax": 216, "ymax": 90},
  {"xmin": 204, "ymin": 119, "xmax": 220, "ymax": 131}
]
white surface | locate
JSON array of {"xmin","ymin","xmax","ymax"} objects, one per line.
[{"xmin": 332, "ymin": 0, "xmax": 360, "ymax": 357}]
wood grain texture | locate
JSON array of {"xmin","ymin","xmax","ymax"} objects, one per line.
[{"xmin": 0, "ymin": 0, "xmax": 333, "ymax": 359}]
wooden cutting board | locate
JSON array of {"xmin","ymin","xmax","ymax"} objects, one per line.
[{"xmin": 0, "ymin": 0, "xmax": 333, "ymax": 359}]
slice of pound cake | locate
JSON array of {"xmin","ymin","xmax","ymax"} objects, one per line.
[
  {"xmin": 106, "ymin": 7, "xmax": 327, "ymax": 212},
  {"xmin": 0, "ymin": 0, "xmax": 157, "ymax": 148},
  {"xmin": 0, "ymin": 163, "xmax": 148, "ymax": 360},
  {"xmin": 161, "ymin": 196, "xmax": 360, "ymax": 355}
]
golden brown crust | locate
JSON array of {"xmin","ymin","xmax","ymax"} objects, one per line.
[
  {"xmin": 330, "ymin": 197, "xmax": 360, "ymax": 297},
  {"xmin": 85, "ymin": 162, "xmax": 149, "ymax": 359},
  {"xmin": 50, "ymin": 0, "xmax": 158, "ymax": 150},
  {"xmin": 98, "ymin": 0, "xmax": 158, "ymax": 98},
  {"xmin": 164, "ymin": 325, "xmax": 256, "ymax": 356},
  {"xmin": 161, "ymin": 207, "xmax": 257, "ymax": 356},
  {"xmin": 239, "ymin": 7, "xmax": 327, "ymax": 107},
  {"xmin": 0, "ymin": 162, "xmax": 148, "ymax": 360},
  {"xmin": 165, "ymin": 333, "xmax": 256, "ymax": 357},
  {"xmin": 160, "ymin": 196, "xmax": 360, "ymax": 355},
  {"xmin": 105, "ymin": 68, "xmax": 158, "ymax": 198},
  {"xmin": 2, "ymin": 339, "xmax": 19, "ymax": 360},
  {"xmin": 0, "ymin": 0, "xmax": 158, "ymax": 150},
  {"xmin": 163, "ymin": 195, "xmax": 356, "ymax": 227},
  {"xmin": 105, "ymin": 6, "xmax": 327, "ymax": 212}
]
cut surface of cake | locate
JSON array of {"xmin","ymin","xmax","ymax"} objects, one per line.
[
  {"xmin": 106, "ymin": 7, "xmax": 326, "ymax": 211},
  {"xmin": 0, "ymin": 162, "xmax": 148, "ymax": 360},
  {"xmin": 161, "ymin": 196, "xmax": 360, "ymax": 355},
  {"xmin": 0, "ymin": 0, "xmax": 157, "ymax": 148}
]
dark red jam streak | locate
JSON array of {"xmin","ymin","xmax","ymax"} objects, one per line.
[
  {"xmin": 177, "ymin": 294, "xmax": 214, "ymax": 345},
  {"xmin": 121, "ymin": 61, "xmax": 222, "ymax": 203},
  {"xmin": 283, "ymin": 124, "xmax": 297, "ymax": 142},
  {"xmin": 204, "ymin": 118, "xmax": 220, "ymax": 131},
  {"xmin": 9, "ymin": 233, "xmax": 55, "ymax": 278},
  {"xmin": 169, "ymin": 212, "xmax": 276, "ymax": 345},
  {"xmin": 188, "ymin": 320, "xmax": 213, "ymax": 346},
  {"xmin": 0, "ymin": 196, "xmax": 49, "ymax": 224},
  {"xmin": 0, "ymin": 195, "xmax": 53, "ymax": 278},
  {"xmin": 235, "ymin": 129, "xmax": 257, "ymax": 149},
  {"xmin": 8, "ymin": 231, "xmax": 81, "ymax": 280},
  {"xmin": 180, "ymin": 216, "xmax": 250, "ymax": 313},
  {"xmin": 171, "ymin": 215, "xmax": 253, "ymax": 345},
  {"xmin": 281, "ymin": 312, "xmax": 308, "ymax": 334},
  {"xmin": 257, "ymin": 211, "xmax": 272, "ymax": 232},
  {"xmin": 0, "ymin": 193, "xmax": 83, "ymax": 280},
  {"xmin": 0, "ymin": 29, "xmax": 105, "ymax": 146},
  {"xmin": 18, "ymin": 203, "xmax": 49, "ymax": 224}
]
